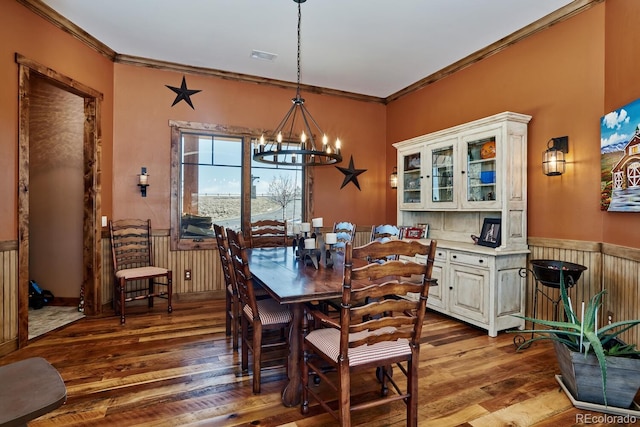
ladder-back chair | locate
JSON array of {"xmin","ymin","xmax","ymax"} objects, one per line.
[
  {"xmin": 226, "ymin": 228, "xmax": 292, "ymax": 394},
  {"xmin": 109, "ymin": 219, "xmax": 172, "ymax": 324},
  {"xmin": 302, "ymin": 239, "xmax": 437, "ymax": 426},
  {"xmin": 214, "ymin": 224, "xmax": 240, "ymax": 351},
  {"xmin": 332, "ymin": 221, "xmax": 356, "ymax": 252},
  {"xmin": 248, "ymin": 219, "xmax": 288, "ymax": 248}
]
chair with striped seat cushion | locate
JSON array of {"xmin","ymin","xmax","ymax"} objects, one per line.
[
  {"xmin": 226, "ymin": 228, "xmax": 292, "ymax": 394},
  {"xmin": 213, "ymin": 224, "xmax": 241, "ymax": 351},
  {"xmin": 302, "ymin": 238, "xmax": 437, "ymax": 427}
]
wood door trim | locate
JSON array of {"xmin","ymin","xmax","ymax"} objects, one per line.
[{"xmin": 16, "ymin": 54, "xmax": 103, "ymax": 347}]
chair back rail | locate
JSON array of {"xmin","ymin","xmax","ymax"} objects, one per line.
[
  {"xmin": 227, "ymin": 228, "xmax": 261, "ymax": 318},
  {"xmin": 333, "ymin": 221, "xmax": 356, "ymax": 252},
  {"xmin": 248, "ymin": 219, "xmax": 288, "ymax": 248},
  {"xmin": 110, "ymin": 219, "xmax": 154, "ymax": 271},
  {"xmin": 343, "ymin": 239, "xmax": 436, "ymax": 349}
]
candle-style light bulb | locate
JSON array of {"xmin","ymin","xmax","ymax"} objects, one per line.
[
  {"xmin": 301, "ymin": 131, "xmax": 307, "ymax": 143},
  {"xmin": 277, "ymin": 132, "xmax": 283, "ymax": 143},
  {"xmin": 322, "ymin": 134, "xmax": 328, "ymax": 146},
  {"xmin": 336, "ymin": 138, "xmax": 341, "ymax": 154}
]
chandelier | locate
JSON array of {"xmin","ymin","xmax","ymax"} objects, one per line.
[{"xmin": 253, "ymin": 0, "xmax": 343, "ymax": 167}]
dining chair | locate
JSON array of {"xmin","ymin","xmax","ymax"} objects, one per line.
[
  {"xmin": 370, "ymin": 224, "xmax": 402, "ymax": 263},
  {"xmin": 248, "ymin": 219, "xmax": 288, "ymax": 248},
  {"xmin": 370, "ymin": 224, "xmax": 401, "ymax": 242},
  {"xmin": 226, "ymin": 228, "xmax": 292, "ymax": 394},
  {"xmin": 213, "ymin": 224, "xmax": 240, "ymax": 351},
  {"xmin": 109, "ymin": 219, "xmax": 172, "ymax": 324},
  {"xmin": 302, "ymin": 238, "xmax": 437, "ymax": 426},
  {"xmin": 332, "ymin": 221, "xmax": 356, "ymax": 252}
]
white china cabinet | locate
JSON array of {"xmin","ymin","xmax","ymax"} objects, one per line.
[{"xmin": 394, "ymin": 112, "xmax": 531, "ymax": 336}]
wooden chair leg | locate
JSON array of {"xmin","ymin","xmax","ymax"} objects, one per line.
[
  {"xmin": 225, "ymin": 291, "xmax": 232, "ymax": 337},
  {"xmin": 338, "ymin": 363, "xmax": 350, "ymax": 426},
  {"xmin": 407, "ymin": 359, "xmax": 418, "ymax": 427},
  {"xmin": 148, "ymin": 278, "xmax": 154, "ymax": 308},
  {"xmin": 166, "ymin": 273, "xmax": 173, "ymax": 313},
  {"xmin": 301, "ymin": 350, "xmax": 310, "ymax": 415},
  {"xmin": 241, "ymin": 316, "xmax": 249, "ymax": 373},
  {"xmin": 232, "ymin": 299, "xmax": 239, "ymax": 351},
  {"xmin": 119, "ymin": 278, "xmax": 126, "ymax": 325},
  {"xmin": 253, "ymin": 322, "xmax": 262, "ymax": 394}
]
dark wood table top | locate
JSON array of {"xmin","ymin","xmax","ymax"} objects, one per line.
[
  {"xmin": 0, "ymin": 357, "xmax": 67, "ymax": 426},
  {"xmin": 246, "ymin": 246, "xmax": 348, "ymax": 304}
]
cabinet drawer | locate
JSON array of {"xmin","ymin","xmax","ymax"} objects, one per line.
[
  {"xmin": 415, "ymin": 249, "xmax": 447, "ymax": 264},
  {"xmin": 449, "ymin": 252, "xmax": 488, "ymax": 267}
]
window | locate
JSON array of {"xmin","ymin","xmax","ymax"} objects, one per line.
[
  {"xmin": 170, "ymin": 121, "xmax": 305, "ymax": 250},
  {"xmin": 251, "ymin": 158, "xmax": 303, "ymax": 231}
]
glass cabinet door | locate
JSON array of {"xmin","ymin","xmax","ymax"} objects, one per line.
[
  {"xmin": 400, "ymin": 150, "xmax": 423, "ymax": 207},
  {"xmin": 427, "ymin": 141, "xmax": 457, "ymax": 208},
  {"xmin": 465, "ymin": 136, "xmax": 498, "ymax": 206},
  {"xmin": 432, "ymin": 146, "xmax": 454, "ymax": 203}
]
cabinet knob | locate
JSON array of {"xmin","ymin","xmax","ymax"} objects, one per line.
[
  {"xmin": 479, "ymin": 259, "xmax": 484, "ymax": 264},
  {"xmin": 461, "ymin": 170, "xmax": 466, "ymax": 174},
  {"xmin": 452, "ymin": 255, "xmax": 457, "ymax": 259},
  {"xmin": 449, "ymin": 286, "xmax": 453, "ymax": 290}
]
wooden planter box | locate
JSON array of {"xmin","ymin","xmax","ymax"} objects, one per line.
[{"xmin": 553, "ymin": 340, "xmax": 640, "ymax": 408}]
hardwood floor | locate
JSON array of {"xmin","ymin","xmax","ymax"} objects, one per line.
[{"xmin": 0, "ymin": 299, "xmax": 633, "ymax": 426}]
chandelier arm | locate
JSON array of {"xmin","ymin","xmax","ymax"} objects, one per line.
[
  {"xmin": 298, "ymin": 107, "xmax": 320, "ymax": 150},
  {"xmin": 273, "ymin": 103, "xmax": 297, "ymax": 135}
]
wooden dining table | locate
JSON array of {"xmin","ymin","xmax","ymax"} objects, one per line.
[{"xmin": 246, "ymin": 245, "xmax": 352, "ymax": 407}]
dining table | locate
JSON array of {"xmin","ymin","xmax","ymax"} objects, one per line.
[{"xmin": 246, "ymin": 245, "xmax": 353, "ymax": 407}]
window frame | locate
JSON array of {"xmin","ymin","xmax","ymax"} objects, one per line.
[{"xmin": 169, "ymin": 120, "xmax": 311, "ymax": 250}]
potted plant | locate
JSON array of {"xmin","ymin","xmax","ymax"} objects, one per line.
[{"xmin": 513, "ymin": 266, "xmax": 640, "ymax": 409}]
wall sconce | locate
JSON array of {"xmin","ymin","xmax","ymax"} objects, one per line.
[
  {"xmin": 138, "ymin": 167, "xmax": 149, "ymax": 197},
  {"xmin": 389, "ymin": 166, "xmax": 398, "ymax": 189},
  {"xmin": 542, "ymin": 136, "xmax": 568, "ymax": 176}
]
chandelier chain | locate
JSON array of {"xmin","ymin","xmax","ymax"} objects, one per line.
[
  {"xmin": 296, "ymin": 2, "xmax": 302, "ymax": 96},
  {"xmin": 252, "ymin": 0, "xmax": 342, "ymax": 166}
]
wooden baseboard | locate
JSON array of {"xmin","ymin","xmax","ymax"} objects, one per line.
[
  {"xmin": 0, "ymin": 338, "xmax": 18, "ymax": 357},
  {"xmin": 48, "ymin": 297, "xmax": 80, "ymax": 307}
]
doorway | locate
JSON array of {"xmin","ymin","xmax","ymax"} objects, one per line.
[{"xmin": 16, "ymin": 54, "xmax": 103, "ymax": 347}]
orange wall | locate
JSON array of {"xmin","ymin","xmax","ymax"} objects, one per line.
[
  {"xmin": 387, "ymin": 4, "xmax": 610, "ymax": 244},
  {"xmin": 3, "ymin": 1, "xmax": 640, "ymax": 248},
  {"xmin": 0, "ymin": 1, "xmax": 114, "ymax": 240},
  {"xmin": 602, "ymin": 0, "xmax": 640, "ymax": 246},
  {"xmin": 112, "ymin": 64, "xmax": 387, "ymax": 228}
]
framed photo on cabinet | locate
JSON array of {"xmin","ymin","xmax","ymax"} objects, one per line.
[{"xmin": 478, "ymin": 218, "xmax": 501, "ymax": 248}]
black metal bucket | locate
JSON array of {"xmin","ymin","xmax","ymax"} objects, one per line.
[{"xmin": 530, "ymin": 259, "xmax": 587, "ymax": 288}]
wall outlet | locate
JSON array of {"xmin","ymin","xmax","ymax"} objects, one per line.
[{"xmin": 184, "ymin": 269, "xmax": 192, "ymax": 281}]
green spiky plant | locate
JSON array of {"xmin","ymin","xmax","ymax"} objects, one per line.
[{"xmin": 513, "ymin": 267, "xmax": 640, "ymax": 406}]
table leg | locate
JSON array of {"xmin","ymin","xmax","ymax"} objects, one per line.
[{"xmin": 281, "ymin": 302, "xmax": 303, "ymax": 407}]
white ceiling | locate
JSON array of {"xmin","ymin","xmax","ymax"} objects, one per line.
[{"xmin": 41, "ymin": 0, "xmax": 575, "ymax": 98}]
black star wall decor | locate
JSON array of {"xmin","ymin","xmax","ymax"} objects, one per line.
[
  {"xmin": 166, "ymin": 76, "xmax": 202, "ymax": 109},
  {"xmin": 336, "ymin": 155, "xmax": 367, "ymax": 190}
]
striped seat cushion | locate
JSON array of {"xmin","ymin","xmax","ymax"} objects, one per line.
[
  {"xmin": 305, "ymin": 326, "xmax": 410, "ymax": 366},
  {"xmin": 243, "ymin": 298, "xmax": 292, "ymax": 326},
  {"xmin": 116, "ymin": 266, "xmax": 169, "ymax": 280}
]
